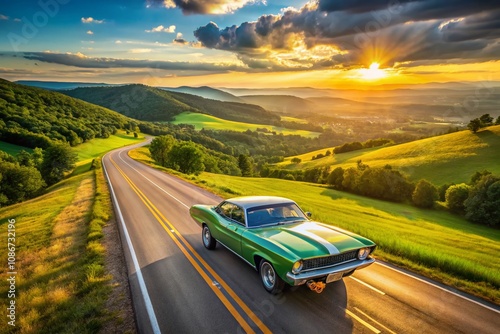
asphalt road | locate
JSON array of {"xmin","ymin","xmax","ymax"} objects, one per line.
[{"xmin": 102, "ymin": 143, "xmax": 500, "ymax": 334}]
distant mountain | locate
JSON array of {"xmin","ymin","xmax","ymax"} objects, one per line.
[
  {"xmin": 63, "ymin": 84, "xmax": 280, "ymax": 124},
  {"xmin": 240, "ymin": 95, "xmax": 317, "ymax": 115},
  {"xmin": 162, "ymin": 86, "xmax": 243, "ymax": 103},
  {"xmin": 0, "ymin": 79, "xmax": 132, "ymax": 148},
  {"xmin": 15, "ymin": 80, "xmax": 116, "ymax": 90}
]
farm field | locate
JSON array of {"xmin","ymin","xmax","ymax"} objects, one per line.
[
  {"xmin": 278, "ymin": 126, "xmax": 500, "ymax": 185},
  {"xmin": 171, "ymin": 112, "xmax": 321, "ymax": 138}
]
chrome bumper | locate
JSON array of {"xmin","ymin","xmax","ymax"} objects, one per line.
[{"xmin": 286, "ymin": 258, "xmax": 375, "ymax": 286}]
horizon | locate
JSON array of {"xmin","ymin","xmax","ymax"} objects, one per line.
[{"xmin": 1, "ymin": 1, "xmax": 500, "ymax": 89}]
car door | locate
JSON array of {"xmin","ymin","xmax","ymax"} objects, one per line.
[{"xmin": 216, "ymin": 202, "xmax": 245, "ymax": 254}]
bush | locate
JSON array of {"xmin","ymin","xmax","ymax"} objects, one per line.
[
  {"xmin": 445, "ymin": 183, "xmax": 470, "ymax": 214},
  {"xmin": 464, "ymin": 174, "xmax": 500, "ymax": 226},
  {"xmin": 412, "ymin": 179, "xmax": 438, "ymax": 208}
]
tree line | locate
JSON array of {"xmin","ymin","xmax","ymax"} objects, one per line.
[
  {"xmin": 0, "ymin": 144, "xmax": 77, "ymax": 206},
  {"xmin": 259, "ymin": 161, "xmax": 499, "ymax": 227}
]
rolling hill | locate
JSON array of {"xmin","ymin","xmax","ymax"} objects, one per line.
[
  {"xmin": 63, "ymin": 84, "xmax": 280, "ymax": 124},
  {"xmin": 278, "ymin": 125, "xmax": 500, "ymax": 186},
  {"xmin": 0, "ymin": 79, "xmax": 133, "ymax": 148},
  {"xmin": 162, "ymin": 86, "xmax": 243, "ymax": 103}
]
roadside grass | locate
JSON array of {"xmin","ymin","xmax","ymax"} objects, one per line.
[
  {"xmin": 279, "ymin": 126, "xmax": 500, "ymax": 185},
  {"xmin": 0, "ymin": 133, "xmax": 141, "ymax": 333},
  {"xmin": 129, "ymin": 145, "xmax": 500, "ymax": 303},
  {"xmin": 0, "ymin": 158, "xmax": 123, "ymax": 333},
  {"xmin": 0, "ymin": 141, "xmax": 32, "ymax": 156},
  {"xmin": 171, "ymin": 112, "xmax": 320, "ymax": 138},
  {"xmin": 73, "ymin": 131, "xmax": 144, "ymax": 175}
]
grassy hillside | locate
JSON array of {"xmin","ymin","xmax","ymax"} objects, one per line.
[
  {"xmin": 64, "ymin": 84, "xmax": 280, "ymax": 125},
  {"xmin": 0, "ymin": 79, "xmax": 132, "ymax": 149},
  {"xmin": 0, "ymin": 141, "xmax": 31, "ymax": 156},
  {"xmin": 279, "ymin": 126, "xmax": 500, "ymax": 185},
  {"xmin": 172, "ymin": 112, "xmax": 320, "ymax": 138},
  {"xmin": 130, "ymin": 146, "xmax": 500, "ymax": 303}
]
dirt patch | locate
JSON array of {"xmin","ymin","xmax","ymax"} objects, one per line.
[{"xmin": 101, "ymin": 217, "xmax": 137, "ymax": 334}]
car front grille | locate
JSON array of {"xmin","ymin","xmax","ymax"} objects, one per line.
[{"xmin": 302, "ymin": 250, "xmax": 358, "ymax": 271}]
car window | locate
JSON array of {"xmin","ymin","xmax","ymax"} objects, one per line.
[
  {"xmin": 247, "ymin": 203, "xmax": 307, "ymax": 227},
  {"xmin": 217, "ymin": 202, "xmax": 245, "ymax": 226}
]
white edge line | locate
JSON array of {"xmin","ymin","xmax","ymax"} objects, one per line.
[
  {"xmin": 117, "ymin": 150, "xmax": 189, "ymax": 209},
  {"xmin": 345, "ymin": 309, "xmax": 381, "ymax": 334},
  {"xmin": 350, "ymin": 276, "xmax": 386, "ymax": 295},
  {"xmin": 102, "ymin": 153, "xmax": 161, "ymax": 334},
  {"xmin": 375, "ymin": 261, "xmax": 500, "ymax": 315}
]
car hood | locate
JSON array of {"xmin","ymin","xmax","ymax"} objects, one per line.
[{"xmin": 251, "ymin": 221, "xmax": 370, "ymax": 259}]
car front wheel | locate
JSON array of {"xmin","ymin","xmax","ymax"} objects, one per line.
[
  {"xmin": 259, "ymin": 260, "xmax": 285, "ymax": 294},
  {"xmin": 202, "ymin": 224, "xmax": 216, "ymax": 250}
]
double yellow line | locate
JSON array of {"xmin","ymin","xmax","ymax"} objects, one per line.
[{"xmin": 109, "ymin": 155, "xmax": 271, "ymax": 334}]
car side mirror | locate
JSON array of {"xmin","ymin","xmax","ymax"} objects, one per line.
[{"xmin": 306, "ymin": 212, "xmax": 312, "ymax": 218}]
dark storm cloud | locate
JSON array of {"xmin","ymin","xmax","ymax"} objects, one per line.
[
  {"xmin": 193, "ymin": 0, "xmax": 500, "ymax": 70},
  {"xmin": 22, "ymin": 52, "xmax": 243, "ymax": 72}
]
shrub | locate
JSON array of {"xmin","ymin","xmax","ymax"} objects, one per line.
[
  {"xmin": 445, "ymin": 183, "xmax": 470, "ymax": 214},
  {"xmin": 412, "ymin": 179, "xmax": 438, "ymax": 208}
]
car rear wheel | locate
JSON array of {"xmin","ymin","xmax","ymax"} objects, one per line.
[
  {"xmin": 259, "ymin": 260, "xmax": 285, "ymax": 294},
  {"xmin": 202, "ymin": 224, "xmax": 216, "ymax": 250}
]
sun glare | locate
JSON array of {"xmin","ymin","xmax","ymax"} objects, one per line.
[{"xmin": 358, "ymin": 62, "xmax": 388, "ymax": 80}]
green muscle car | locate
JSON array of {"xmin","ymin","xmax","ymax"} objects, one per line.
[{"xmin": 189, "ymin": 196, "xmax": 376, "ymax": 294}]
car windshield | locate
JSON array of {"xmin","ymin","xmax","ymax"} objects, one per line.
[{"xmin": 246, "ymin": 203, "xmax": 308, "ymax": 228}]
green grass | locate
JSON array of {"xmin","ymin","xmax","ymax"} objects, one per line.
[
  {"xmin": 129, "ymin": 145, "xmax": 500, "ymax": 303},
  {"xmin": 0, "ymin": 141, "xmax": 32, "ymax": 156},
  {"xmin": 280, "ymin": 126, "xmax": 500, "ymax": 185},
  {"xmin": 0, "ymin": 134, "xmax": 144, "ymax": 333},
  {"xmin": 72, "ymin": 131, "xmax": 144, "ymax": 174},
  {"xmin": 171, "ymin": 112, "xmax": 320, "ymax": 138}
]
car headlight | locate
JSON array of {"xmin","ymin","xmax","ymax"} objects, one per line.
[
  {"xmin": 291, "ymin": 260, "xmax": 303, "ymax": 274},
  {"xmin": 357, "ymin": 248, "xmax": 370, "ymax": 260}
]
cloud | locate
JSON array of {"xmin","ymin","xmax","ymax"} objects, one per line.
[
  {"xmin": 81, "ymin": 17, "xmax": 104, "ymax": 24},
  {"xmin": 22, "ymin": 51, "xmax": 245, "ymax": 72},
  {"xmin": 145, "ymin": 25, "xmax": 176, "ymax": 33},
  {"xmin": 193, "ymin": 0, "xmax": 500, "ymax": 70},
  {"xmin": 146, "ymin": 0, "xmax": 264, "ymax": 15},
  {"xmin": 173, "ymin": 32, "xmax": 188, "ymax": 45},
  {"xmin": 129, "ymin": 48, "xmax": 153, "ymax": 54},
  {"xmin": 0, "ymin": 14, "xmax": 8, "ymax": 20},
  {"xmin": 86, "ymin": 30, "xmax": 94, "ymax": 35}
]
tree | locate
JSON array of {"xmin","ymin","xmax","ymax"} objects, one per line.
[
  {"xmin": 467, "ymin": 118, "xmax": 482, "ymax": 133},
  {"xmin": 479, "ymin": 114, "xmax": 494, "ymax": 127},
  {"xmin": 445, "ymin": 183, "xmax": 470, "ymax": 214},
  {"xmin": 40, "ymin": 143, "xmax": 78, "ymax": 185},
  {"xmin": 464, "ymin": 174, "xmax": 500, "ymax": 226},
  {"xmin": 167, "ymin": 141, "xmax": 204, "ymax": 174},
  {"xmin": 149, "ymin": 135, "xmax": 176, "ymax": 167},
  {"xmin": 0, "ymin": 161, "xmax": 45, "ymax": 205},
  {"xmin": 495, "ymin": 115, "xmax": 500, "ymax": 125},
  {"xmin": 291, "ymin": 157, "xmax": 302, "ymax": 164},
  {"xmin": 327, "ymin": 167, "xmax": 344, "ymax": 189},
  {"xmin": 238, "ymin": 154, "xmax": 253, "ymax": 176},
  {"xmin": 412, "ymin": 179, "xmax": 438, "ymax": 208}
]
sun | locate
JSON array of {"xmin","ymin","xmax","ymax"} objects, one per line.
[{"xmin": 358, "ymin": 62, "xmax": 388, "ymax": 80}]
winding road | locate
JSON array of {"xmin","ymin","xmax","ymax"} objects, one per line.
[{"xmin": 102, "ymin": 142, "xmax": 500, "ymax": 334}]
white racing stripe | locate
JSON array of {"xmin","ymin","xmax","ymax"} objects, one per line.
[{"xmin": 289, "ymin": 223, "xmax": 340, "ymax": 255}]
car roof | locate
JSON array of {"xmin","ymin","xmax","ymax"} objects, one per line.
[{"xmin": 225, "ymin": 196, "xmax": 297, "ymax": 210}]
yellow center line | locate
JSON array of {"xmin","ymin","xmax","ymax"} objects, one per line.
[{"xmin": 109, "ymin": 155, "xmax": 271, "ymax": 334}]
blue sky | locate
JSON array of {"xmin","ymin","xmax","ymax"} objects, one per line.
[{"xmin": 1, "ymin": 0, "xmax": 499, "ymax": 88}]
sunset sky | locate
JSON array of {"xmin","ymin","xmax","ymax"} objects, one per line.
[{"xmin": 1, "ymin": 0, "xmax": 499, "ymax": 89}]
